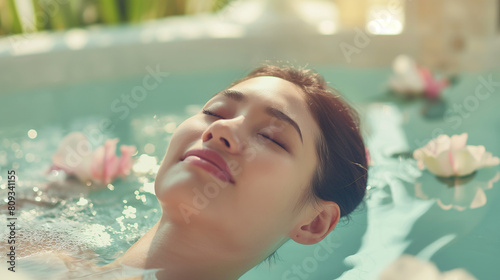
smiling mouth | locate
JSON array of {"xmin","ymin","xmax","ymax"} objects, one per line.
[{"xmin": 181, "ymin": 149, "xmax": 235, "ymax": 184}]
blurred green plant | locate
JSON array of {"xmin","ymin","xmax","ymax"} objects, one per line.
[{"xmin": 0, "ymin": 0, "xmax": 235, "ymax": 36}]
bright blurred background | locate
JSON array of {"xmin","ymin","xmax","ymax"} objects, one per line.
[
  {"xmin": 1, "ymin": 0, "xmax": 499, "ymax": 75},
  {"xmin": 0, "ymin": 0, "xmax": 234, "ymax": 35}
]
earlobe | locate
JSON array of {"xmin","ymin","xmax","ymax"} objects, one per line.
[{"xmin": 289, "ymin": 202, "xmax": 340, "ymax": 245}]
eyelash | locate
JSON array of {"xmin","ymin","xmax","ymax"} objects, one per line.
[
  {"xmin": 202, "ymin": 109, "xmax": 223, "ymax": 118},
  {"xmin": 202, "ymin": 109, "xmax": 287, "ymax": 150}
]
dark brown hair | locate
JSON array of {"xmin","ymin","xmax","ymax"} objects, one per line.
[{"xmin": 233, "ymin": 64, "xmax": 368, "ymax": 219}]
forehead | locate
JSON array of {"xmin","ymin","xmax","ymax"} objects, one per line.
[
  {"xmin": 229, "ymin": 76, "xmax": 304, "ymax": 105},
  {"xmin": 226, "ymin": 76, "xmax": 306, "ymax": 113},
  {"xmin": 226, "ymin": 76, "xmax": 319, "ymax": 145}
]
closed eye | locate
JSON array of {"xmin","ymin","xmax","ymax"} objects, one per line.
[
  {"xmin": 202, "ymin": 109, "xmax": 223, "ymax": 118},
  {"xmin": 259, "ymin": 133, "xmax": 287, "ymax": 151},
  {"xmin": 204, "ymin": 109, "xmax": 287, "ymax": 151}
]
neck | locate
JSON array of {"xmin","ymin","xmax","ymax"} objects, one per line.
[{"xmin": 109, "ymin": 216, "xmax": 263, "ymax": 280}]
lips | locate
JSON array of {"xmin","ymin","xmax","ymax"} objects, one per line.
[{"xmin": 181, "ymin": 149, "xmax": 235, "ymax": 184}]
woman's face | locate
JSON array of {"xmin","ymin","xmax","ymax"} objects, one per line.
[{"xmin": 155, "ymin": 76, "xmax": 321, "ymax": 254}]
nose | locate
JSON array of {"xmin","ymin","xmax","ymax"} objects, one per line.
[{"xmin": 202, "ymin": 116, "xmax": 245, "ymax": 153}]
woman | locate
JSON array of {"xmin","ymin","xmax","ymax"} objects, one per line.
[{"xmin": 108, "ymin": 64, "xmax": 368, "ymax": 279}]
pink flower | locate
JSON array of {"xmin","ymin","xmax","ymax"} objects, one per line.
[
  {"xmin": 413, "ymin": 133, "xmax": 499, "ymax": 177},
  {"xmin": 50, "ymin": 132, "xmax": 137, "ymax": 185},
  {"xmin": 365, "ymin": 147, "xmax": 373, "ymax": 165},
  {"xmin": 418, "ymin": 67, "xmax": 449, "ymax": 100}
]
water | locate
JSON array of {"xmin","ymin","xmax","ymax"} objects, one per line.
[
  {"xmin": 0, "ymin": 132, "xmax": 162, "ymax": 278},
  {"xmin": 1, "ymin": 67, "xmax": 500, "ymax": 279},
  {"xmin": 0, "ymin": 68, "xmax": 222, "ymax": 278}
]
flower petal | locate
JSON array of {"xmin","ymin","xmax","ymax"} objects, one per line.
[
  {"xmin": 75, "ymin": 155, "xmax": 94, "ymax": 183},
  {"xmin": 91, "ymin": 139, "xmax": 120, "ymax": 185},
  {"xmin": 52, "ymin": 132, "xmax": 87, "ymax": 171},
  {"xmin": 389, "ymin": 55, "xmax": 425, "ymax": 96},
  {"xmin": 464, "ymin": 145, "xmax": 485, "ymax": 163},
  {"xmin": 51, "ymin": 132, "xmax": 93, "ymax": 182},
  {"xmin": 424, "ymin": 150, "xmax": 455, "ymax": 177},
  {"xmin": 90, "ymin": 146, "xmax": 105, "ymax": 183},
  {"xmin": 450, "ymin": 133, "xmax": 468, "ymax": 150},
  {"xmin": 423, "ymin": 134, "xmax": 450, "ymax": 157},
  {"xmin": 450, "ymin": 148, "xmax": 479, "ymax": 177},
  {"xmin": 479, "ymin": 150, "xmax": 500, "ymax": 168},
  {"xmin": 117, "ymin": 145, "xmax": 137, "ymax": 177},
  {"xmin": 433, "ymin": 134, "xmax": 452, "ymax": 156},
  {"xmin": 103, "ymin": 139, "xmax": 120, "ymax": 184}
]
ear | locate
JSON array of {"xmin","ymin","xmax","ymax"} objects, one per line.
[{"xmin": 289, "ymin": 201, "xmax": 340, "ymax": 245}]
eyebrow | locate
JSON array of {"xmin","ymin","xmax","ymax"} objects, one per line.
[{"xmin": 214, "ymin": 89, "xmax": 303, "ymax": 143}]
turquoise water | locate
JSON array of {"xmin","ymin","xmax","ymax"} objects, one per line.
[{"xmin": 1, "ymin": 66, "xmax": 499, "ymax": 279}]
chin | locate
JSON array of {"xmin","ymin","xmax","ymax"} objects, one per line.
[{"xmin": 154, "ymin": 162, "xmax": 190, "ymax": 197}]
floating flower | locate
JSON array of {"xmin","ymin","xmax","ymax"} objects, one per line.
[
  {"xmin": 388, "ymin": 55, "xmax": 425, "ymax": 97},
  {"xmin": 49, "ymin": 132, "xmax": 137, "ymax": 185},
  {"xmin": 388, "ymin": 55, "xmax": 449, "ymax": 99},
  {"xmin": 413, "ymin": 133, "xmax": 499, "ymax": 177}
]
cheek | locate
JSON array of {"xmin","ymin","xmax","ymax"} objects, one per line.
[
  {"xmin": 164, "ymin": 117, "xmax": 204, "ymax": 160},
  {"xmin": 154, "ymin": 117, "xmax": 204, "ymax": 191},
  {"xmin": 234, "ymin": 154, "xmax": 298, "ymax": 215},
  {"xmin": 236, "ymin": 144, "xmax": 316, "ymax": 221}
]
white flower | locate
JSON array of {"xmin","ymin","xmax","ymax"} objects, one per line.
[
  {"xmin": 413, "ymin": 133, "xmax": 500, "ymax": 177},
  {"xmin": 388, "ymin": 55, "xmax": 425, "ymax": 97}
]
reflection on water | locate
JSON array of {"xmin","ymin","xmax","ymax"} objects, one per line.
[
  {"xmin": 414, "ymin": 169, "xmax": 500, "ymax": 211},
  {"xmin": 379, "ymin": 254, "xmax": 477, "ymax": 280},
  {"xmin": 349, "ymin": 102, "xmax": 499, "ymax": 279}
]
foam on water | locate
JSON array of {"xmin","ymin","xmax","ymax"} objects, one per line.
[
  {"xmin": 0, "ymin": 140, "xmax": 163, "ymax": 279},
  {"xmin": 6, "ymin": 252, "xmax": 160, "ymax": 279},
  {"xmin": 0, "ymin": 177, "xmax": 162, "ymax": 278},
  {"xmin": 0, "ymin": 108, "xmax": 189, "ymax": 279}
]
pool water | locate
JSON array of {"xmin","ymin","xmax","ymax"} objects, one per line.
[{"xmin": 1, "ymin": 66, "xmax": 499, "ymax": 279}]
